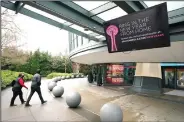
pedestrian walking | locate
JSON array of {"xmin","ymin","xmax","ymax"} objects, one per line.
[
  {"xmin": 10, "ymin": 73, "xmax": 28, "ymax": 107},
  {"xmin": 25, "ymin": 69, "xmax": 47, "ymax": 107}
]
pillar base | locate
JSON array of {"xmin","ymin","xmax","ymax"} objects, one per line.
[{"xmin": 132, "ymin": 76, "xmax": 163, "ymax": 95}]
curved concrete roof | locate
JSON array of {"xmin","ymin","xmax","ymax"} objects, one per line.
[{"xmin": 70, "ymin": 41, "xmax": 184, "ymax": 64}]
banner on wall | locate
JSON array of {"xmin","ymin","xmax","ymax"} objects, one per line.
[
  {"xmin": 104, "ymin": 3, "xmax": 170, "ymax": 53},
  {"xmin": 112, "ymin": 78, "xmax": 124, "ymax": 84},
  {"xmin": 106, "ymin": 64, "xmax": 124, "ymax": 84},
  {"xmin": 112, "ymin": 65, "xmax": 124, "ymax": 72}
]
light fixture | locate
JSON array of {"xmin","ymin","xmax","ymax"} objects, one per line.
[{"xmin": 84, "ymin": 28, "xmax": 89, "ymax": 31}]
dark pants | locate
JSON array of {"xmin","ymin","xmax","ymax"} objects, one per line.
[
  {"xmin": 97, "ymin": 74, "xmax": 102, "ymax": 86},
  {"xmin": 10, "ymin": 89, "xmax": 24, "ymax": 105},
  {"xmin": 26, "ymin": 87, "xmax": 44, "ymax": 104}
]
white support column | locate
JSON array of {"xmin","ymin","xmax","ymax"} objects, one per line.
[
  {"xmin": 133, "ymin": 63, "xmax": 163, "ymax": 94},
  {"xmin": 135, "ymin": 63, "xmax": 162, "ymax": 79}
]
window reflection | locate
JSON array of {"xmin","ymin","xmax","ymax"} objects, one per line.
[
  {"xmin": 164, "ymin": 69, "xmax": 175, "ymax": 89},
  {"xmin": 78, "ymin": 35, "xmax": 82, "ymax": 47},
  {"xmin": 177, "ymin": 69, "xmax": 184, "ymax": 88},
  {"xmin": 83, "ymin": 37, "xmax": 90, "ymax": 45}
]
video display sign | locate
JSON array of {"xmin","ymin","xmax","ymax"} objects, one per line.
[
  {"xmin": 104, "ymin": 3, "xmax": 170, "ymax": 53},
  {"xmin": 106, "ymin": 64, "xmax": 124, "ymax": 85}
]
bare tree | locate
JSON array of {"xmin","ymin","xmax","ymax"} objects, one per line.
[
  {"xmin": 1, "ymin": 9, "xmax": 28, "ymax": 68},
  {"xmin": 2, "ymin": 46, "xmax": 30, "ymax": 64},
  {"xmin": 60, "ymin": 48, "xmax": 69, "ymax": 73},
  {"xmin": 1, "ymin": 8, "xmax": 25, "ymax": 49}
]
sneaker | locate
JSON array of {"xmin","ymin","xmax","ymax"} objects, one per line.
[
  {"xmin": 25, "ymin": 104, "xmax": 31, "ymax": 107},
  {"xmin": 22, "ymin": 101, "xmax": 26, "ymax": 104},
  {"xmin": 42, "ymin": 101, "xmax": 47, "ymax": 104},
  {"xmin": 10, "ymin": 104, "xmax": 17, "ymax": 107}
]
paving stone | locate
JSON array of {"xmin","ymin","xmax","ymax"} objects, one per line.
[
  {"xmin": 67, "ymin": 116, "xmax": 89, "ymax": 121},
  {"xmin": 2, "ymin": 115, "xmax": 36, "ymax": 122},
  {"xmin": 1, "ymin": 106, "xmax": 31, "ymax": 121},
  {"xmin": 2, "ymin": 78, "xmax": 184, "ymax": 122}
]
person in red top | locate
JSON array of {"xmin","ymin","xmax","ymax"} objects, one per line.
[
  {"xmin": 10, "ymin": 73, "xmax": 28, "ymax": 106},
  {"xmin": 18, "ymin": 75, "xmax": 28, "ymax": 89}
]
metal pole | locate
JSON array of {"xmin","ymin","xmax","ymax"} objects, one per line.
[{"xmin": 65, "ymin": 57, "xmax": 66, "ymax": 73}]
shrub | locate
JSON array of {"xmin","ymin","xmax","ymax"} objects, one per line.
[
  {"xmin": 71, "ymin": 73, "xmax": 84, "ymax": 77},
  {"xmin": 40, "ymin": 70, "xmax": 52, "ymax": 77},
  {"xmin": 1, "ymin": 70, "xmax": 33, "ymax": 89},
  {"xmin": 47, "ymin": 72, "xmax": 67, "ymax": 79}
]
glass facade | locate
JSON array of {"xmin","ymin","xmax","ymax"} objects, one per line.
[
  {"xmin": 68, "ymin": 29, "xmax": 184, "ymax": 89},
  {"xmin": 87, "ymin": 63, "xmax": 184, "ymax": 90},
  {"xmin": 68, "ymin": 30, "xmax": 184, "ymax": 90},
  {"xmin": 161, "ymin": 64, "xmax": 184, "ymax": 90},
  {"xmin": 68, "ymin": 32, "xmax": 100, "ymax": 52},
  {"xmin": 163, "ymin": 68, "xmax": 175, "ymax": 89},
  {"xmin": 89, "ymin": 63, "xmax": 136, "ymax": 86},
  {"xmin": 106, "ymin": 64, "xmax": 124, "ymax": 85},
  {"xmin": 177, "ymin": 69, "xmax": 184, "ymax": 88}
]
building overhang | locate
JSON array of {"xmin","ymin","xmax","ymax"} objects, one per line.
[{"xmin": 70, "ymin": 41, "xmax": 184, "ymax": 64}]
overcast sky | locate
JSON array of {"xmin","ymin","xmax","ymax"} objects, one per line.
[{"xmin": 2, "ymin": 7, "xmax": 69, "ymax": 56}]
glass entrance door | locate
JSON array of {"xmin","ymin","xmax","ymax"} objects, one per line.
[
  {"xmin": 163, "ymin": 68, "xmax": 175, "ymax": 89},
  {"xmin": 105, "ymin": 64, "xmax": 124, "ymax": 85},
  {"xmin": 176, "ymin": 68, "xmax": 184, "ymax": 89}
]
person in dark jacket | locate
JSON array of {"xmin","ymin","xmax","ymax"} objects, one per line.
[
  {"xmin": 10, "ymin": 73, "xmax": 28, "ymax": 107},
  {"xmin": 25, "ymin": 69, "xmax": 47, "ymax": 107}
]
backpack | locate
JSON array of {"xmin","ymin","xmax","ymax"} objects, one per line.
[{"xmin": 11, "ymin": 80, "xmax": 16, "ymax": 87}]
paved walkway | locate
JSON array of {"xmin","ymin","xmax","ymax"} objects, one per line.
[
  {"xmin": 1, "ymin": 78, "xmax": 184, "ymax": 122},
  {"xmin": 165, "ymin": 90, "xmax": 184, "ymax": 97}
]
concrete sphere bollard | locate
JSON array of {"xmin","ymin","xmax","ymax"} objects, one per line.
[
  {"xmin": 48, "ymin": 80, "xmax": 54, "ymax": 85},
  {"xmin": 62, "ymin": 76, "xmax": 65, "ymax": 80},
  {"xmin": 58, "ymin": 77, "xmax": 62, "ymax": 81},
  {"xmin": 100, "ymin": 103, "xmax": 123, "ymax": 122},
  {"xmin": 48, "ymin": 81, "xmax": 57, "ymax": 91},
  {"xmin": 48, "ymin": 81, "xmax": 52, "ymax": 85},
  {"xmin": 52, "ymin": 86, "xmax": 64, "ymax": 97},
  {"xmin": 66, "ymin": 91, "xmax": 81, "ymax": 108},
  {"xmin": 53, "ymin": 78, "xmax": 58, "ymax": 82},
  {"xmin": 66, "ymin": 76, "xmax": 69, "ymax": 79},
  {"xmin": 56, "ymin": 77, "xmax": 60, "ymax": 81}
]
